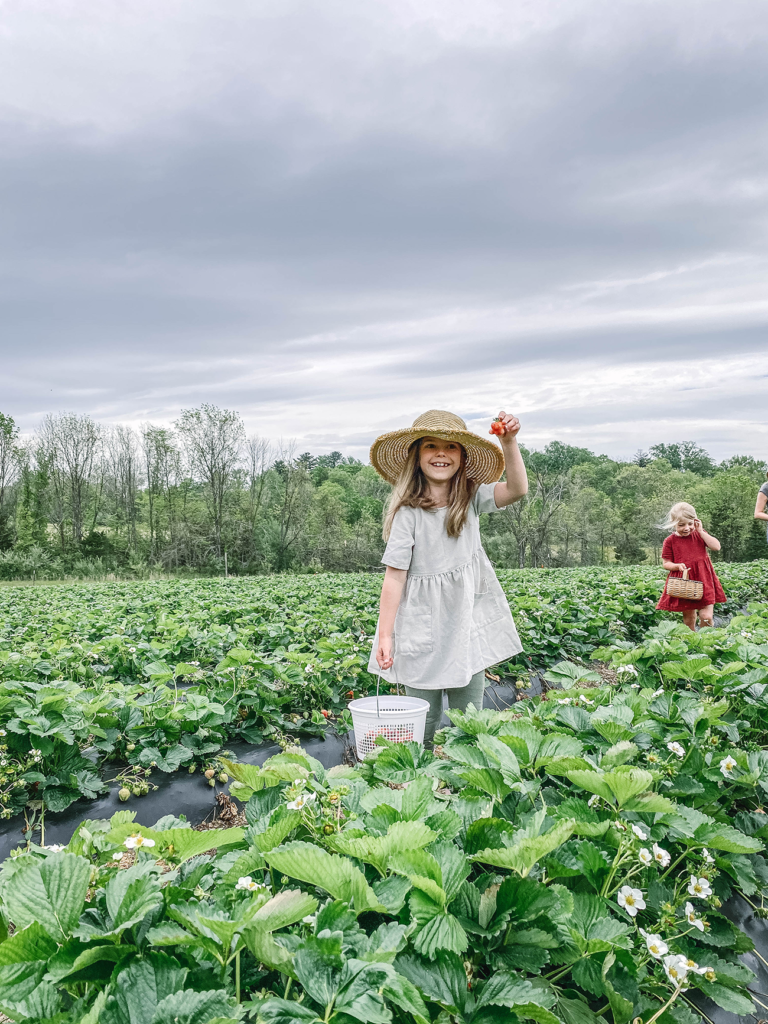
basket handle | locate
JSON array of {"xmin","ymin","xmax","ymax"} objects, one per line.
[
  {"xmin": 376, "ymin": 661, "xmax": 401, "ymax": 718},
  {"xmin": 681, "ymin": 566, "xmax": 689, "ymax": 580}
]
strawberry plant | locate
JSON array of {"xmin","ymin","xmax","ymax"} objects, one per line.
[
  {"xmin": 0, "ymin": 565, "xmax": 767, "ymax": 826},
  {"xmin": 0, "ymin": 663, "xmax": 764, "ymax": 1024}
]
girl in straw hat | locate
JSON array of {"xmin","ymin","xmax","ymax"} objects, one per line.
[{"xmin": 368, "ymin": 408, "xmax": 528, "ymax": 744}]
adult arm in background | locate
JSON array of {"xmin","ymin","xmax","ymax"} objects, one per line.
[
  {"xmin": 376, "ymin": 567, "xmax": 407, "ymax": 670},
  {"xmin": 491, "ymin": 410, "xmax": 528, "ymax": 508},
  {"xmin": 755, "ymin": 490, "xmax": 768, "ymax": 523}
]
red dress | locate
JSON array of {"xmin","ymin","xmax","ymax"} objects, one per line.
[{"xmin": 656, "ymin": 532, "xmax": 726, "ymax": 611}]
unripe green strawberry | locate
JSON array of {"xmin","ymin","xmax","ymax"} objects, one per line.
[
  {"xmin": 204, "ymin": 769, "xmax": 216, "ymax": 779},
  {"xmin": 132, "ymin": 785, "xmax": 142, "ymax": 797},
  {"xmin": 208, "ymin": 778, "xmax": 216, "ymax": 787},
  {"xmin": 126, "ymin": 743, "xmax": 136, "ymax": 752},
  {"xmin": 217, "ymin": 772, "xmax": 228, "ymax": 784},
  {"xmin": 118, "ymin": 787, "xmax": 131, "ymax": 802}
]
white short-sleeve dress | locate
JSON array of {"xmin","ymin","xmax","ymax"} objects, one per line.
[{"xmin": 367, "ymin": 483, "xmax": 523, "ymax": 689}]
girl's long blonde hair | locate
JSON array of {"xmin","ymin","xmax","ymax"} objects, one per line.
[
  {"xmin": 383, "ymin": 438, "xmax": 478, "ymax": 540},
  {"xmin": 659, "ymin": 501, "xmax": 697, "ymax": 532}
]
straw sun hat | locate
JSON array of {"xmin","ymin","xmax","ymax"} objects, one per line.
[{"xmin": 370, "ymin": 410, "xmax": 505, "ymax": 485}]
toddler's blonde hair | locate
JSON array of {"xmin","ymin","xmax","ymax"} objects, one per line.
[{"xmin": 659, "ymin": 501, "xmax": 697, "ymax": 532}]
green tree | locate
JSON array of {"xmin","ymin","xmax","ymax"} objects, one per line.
[
  {"xmin": 649, "ymin": 441, "xmax": 715, "ymax": 475},
  {"xmin": 695, "ymin": 471, "xmax": 757, "ymax": 561},
  {"xmin": 15, "ymin": 447, "xmax": 50, "ymax": 550}
]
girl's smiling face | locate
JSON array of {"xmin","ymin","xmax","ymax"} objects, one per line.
[
  {"xmin": 676, "ymin": 519, "xmax": 695, "ymax": 536},
  {"xmin": 419, "ymin": 437, "xmax": 463, "ymax": 485}
]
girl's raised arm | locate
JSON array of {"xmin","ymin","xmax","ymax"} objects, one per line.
[
  {"xmin": 695, "ymin": 519, "xmax": 721, "ymax": 552},
  {"xmin": 491, "ymin": 411, "xmax": 528, "ymax": 508}
]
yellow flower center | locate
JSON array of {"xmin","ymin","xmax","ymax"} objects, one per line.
[{"xmin": 625, "ymin": 895, "xmax": 635, "ymax": 906}]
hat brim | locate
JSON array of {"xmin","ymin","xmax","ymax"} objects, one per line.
[{"xmin": 370, "ymin": 427, "xmax": 505, "ymax": 485}]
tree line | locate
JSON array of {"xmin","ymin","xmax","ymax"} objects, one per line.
[{"xmin": 0, "ymin": 407, "xmax": 765, "ymax": 579}]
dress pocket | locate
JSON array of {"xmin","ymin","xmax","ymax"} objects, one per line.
[
  {"xmin": 471, "ymin": 588, "xmax": 506, "ymax": 631},
  {"xmin": 394, "ymin": 604, "xmax": 433, "ymax": 656}
]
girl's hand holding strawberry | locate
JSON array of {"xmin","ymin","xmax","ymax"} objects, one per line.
[{"xmin": 490, "ymin": 411, "xmax": 521, "ymax": 440}]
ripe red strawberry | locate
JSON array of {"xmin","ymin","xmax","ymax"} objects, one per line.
[
  {"xmin": 320, "ymin": 710, "xmax": 329, "ymax": 717},
  {"xmin": 346, "ymin": 690, "xmax": 354, "ymax": 698},
  {"xmin": 490, "ymin": 418, "xmax": 504, "ymax": 436}
]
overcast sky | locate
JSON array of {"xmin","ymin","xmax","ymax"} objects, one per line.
[{"xmin": 1, "ymin": 0, "xmax": 767, "ymax": 462}]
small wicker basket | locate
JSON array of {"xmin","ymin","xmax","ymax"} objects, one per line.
[{"xmin": 665, "ymin": 566, "xmax": 704, "ymax": 602}]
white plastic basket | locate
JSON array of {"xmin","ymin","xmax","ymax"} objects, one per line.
[{"xmin": 349, "ymin": 684, "xmax": 429, "ymax": 759}]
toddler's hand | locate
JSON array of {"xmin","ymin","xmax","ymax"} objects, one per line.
[
  {"xmin": 694, "ymin": 518, "xmax": 704, "ymax": 534},
  {"xmin": 490, "ymin": 410, "xmax": 521, "ymax": 439},
  {"xmin": 676, "ymin": 563, "xmax": 688, "ymax": 572},
  {"xmin": 376, "ymin": 636, "xmax": 393, "ymax": 671}
]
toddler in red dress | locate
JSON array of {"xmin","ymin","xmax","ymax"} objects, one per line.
[{"xmin": 656, "ymin": 501, "xmax": 725, "ymax": 630}]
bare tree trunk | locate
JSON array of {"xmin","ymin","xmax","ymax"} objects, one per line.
[
  {"xmin": 0, "ymin": 412, "xmax": 19, "ymax": 510},
  {"xmin": 107, "ymin": 425, "xmax": 141, "ymax": 551},
  {"xmin": 175, "ymin": 405, "xmax": 244, "ymax": 557},
  {"xmin": 38, "ymin": 413, "xmax": 101, "ymax": 545}
]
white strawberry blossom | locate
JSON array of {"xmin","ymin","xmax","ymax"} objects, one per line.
[
  {"xmin": 702, "ymin": 849, "xmax": 715, "ymax": 865},
  {"xmin": 579, "ymin": 694, "xmax": 594, "ymax": 704},
  {"xmin": 687, "ymin": 875, "xmax": 712, "ymax": 899},
  {"xmin": 124, "ymin": 833, "xmax": 155, "ymax": 850},
  {"xmin": 617, "ymin": 885, "xmax": 645, "ymax": 917},
  {"xmin": 632, "ymin": 824, "xmax": 648, "ymax": 840},
  {"xmin": 663, "ymin": 954, "xmax": 689, "ymax": 984},
  {"xmin": 235, "ymin": 876, "xmax": 268, "ymax": 892},
  {"xmin": 112, "ymin": 852, "xmax": 123, "ymax": 861},
  {"xmin": 617, "ymin": 664, "xmax": 638, "ymax": 678},
  {"xmin": 287, "ymin": 792, "xmax": 316, "ymax": 811},
  {"xmin": 640, "ymin": 929, "xmax": 668, "ymax": 958},
  {"xmin": 587, "ymin": 794, "xmax": 601, "ymax": 808},
  {"xmin": 652, "ymin": 688, "xmax": 664, "ymax": 697},
  {"xmin": 667, "ymin": 742, "xmax": 685, "ymax": 758},
  {"xmin": 43, "ymin": 844, "xmax": 65, "ymax": 852},
  {"xmin": 638, "ymin": 848, "xmax": 653, "ymax": 866},
  {"xmin": 652, "ymin": 844, "xmax": 671, "ymax": 868},
  {"xmin": 719, "ymin": 755, "xmax": 738, "ymax": 778},
  {"xmin": 685, "ymin": 902, "xmax": 705, "ymax": 932},
  {"xmin": 684, "ymin": 958, "xmax": 709, "ymax": 976}
]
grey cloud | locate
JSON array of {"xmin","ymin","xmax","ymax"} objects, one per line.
[{"xmin": 0, "ymin": 0, "xmax": 767, "ymax": 455}]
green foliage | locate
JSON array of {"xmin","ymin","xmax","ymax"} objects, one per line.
[
  {"xmin": 0, "ymin": 563, "xmax": 767, "ymax": 822},
  {"xmin": 0, "ymin": 659, "xmax": 764, "ymax": 1024}
]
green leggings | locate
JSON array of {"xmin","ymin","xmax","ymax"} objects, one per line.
[{"xmin": 405, "ymin": 670, "xmax": 485, "ymax": 745}]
